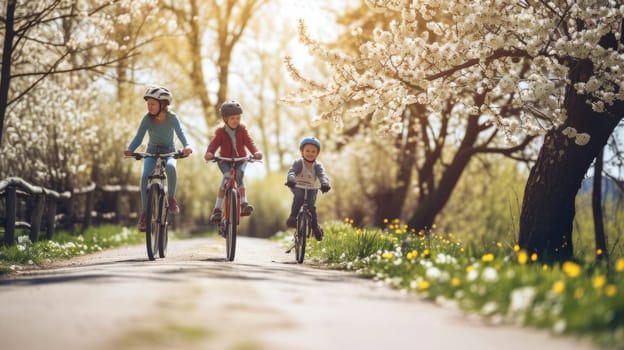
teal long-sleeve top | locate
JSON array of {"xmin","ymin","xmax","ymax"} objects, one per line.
[{"xmin": 127, "ymin": 111, "xmax": 191, "ymax": 151}]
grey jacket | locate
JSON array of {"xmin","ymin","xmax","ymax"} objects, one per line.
[{"xmin": 287, "ymin": 159, "xmax": 330, "ymax": 187}]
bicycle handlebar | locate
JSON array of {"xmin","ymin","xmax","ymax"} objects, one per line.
[
  {"xmin": 209, "ymin": 155, "xmax": 262, "ymax": 163},
  {"xmin": 126, "ymin": 151, "xmax": 188, "ymax": 160}
]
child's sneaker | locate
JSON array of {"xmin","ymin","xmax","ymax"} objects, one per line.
[
  {"xmin": 168, "ymin": 197, "xmax": 180, "ymax": 214},
  {"xmin": 286, "ymin": 216, "xmax": 296, "ymax": 228},
  {"xmin": 137, "ymin": 213, "xmax": 147, "ymax": 232},
  {"xmin": 241, "ymin": 202, "xmax": 254, "ymax": 216},
  {"xmin": 210, "ymin": 208, "xmax": 222, "ymax": 223},
  {"xmin": 312, "ymin": 226, "xmax": 324, "ymax": 241}
]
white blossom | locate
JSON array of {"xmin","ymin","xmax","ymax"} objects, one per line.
[{"xmin": 281, "ymin": 0, "xmax": 623, "ymax": 147}]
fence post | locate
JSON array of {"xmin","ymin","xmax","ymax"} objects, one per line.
[
  {"xmin": 45, "ymin": 198, "xmax": 57, "ymax": 240},
  {"xmin": 82, "ymin": 190, "xmax": 94, "ymax": 232},
  {"xmin": 114, "ymin": 190, "xmax": 122, "ymax": 224},
  {"xmin": 4, "ymin": 185, "xmax": 16, "ymax": 245},
  {"xmin": 29, "ymin": 194, "xmax": 45, "ymax": 243}
]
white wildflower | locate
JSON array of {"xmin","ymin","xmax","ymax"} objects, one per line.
[
  {"xmin": 509, "ymin": 286, "xmax": 537, "ymax": 314},
  {"xmin": 467, "ymin": 269, "xmax": 479, "ymax": 281},
  {"xmin": 481, "ymin": 301, "xmax": 499, "ymax": 315},
  {"xmin": 482, "ymin": 267, "xmax": 499, "ymax": 283},
  {"xmin": 553, "ymin": 319, "xmax": 566, "ymax": 334}
]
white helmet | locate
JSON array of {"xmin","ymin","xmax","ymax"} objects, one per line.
[{"xmin": 143, "ymin": 86, "xmax": 172, "ymax": 105}]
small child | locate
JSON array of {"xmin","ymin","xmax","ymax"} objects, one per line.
[
  {"xmin": 285, "ymin": 137, "xmax": 330, "ymax": 241},
  {"xmin": 124, "ymin": 86, "xmax": 193, "ymax": 231},
  {"xmin": 204, "ymin": 100, "xmax": 263, "ymax": 222}
]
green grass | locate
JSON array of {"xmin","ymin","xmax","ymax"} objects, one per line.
[
  {"xmin": 281, "ymin": 219, "xmax": 624, "ymax": 349},
  {"xmin": 0, "ymin": 225, "xmax": 143, "ymax": 274}
]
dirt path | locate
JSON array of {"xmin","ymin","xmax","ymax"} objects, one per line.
[{"xmin": 0, "ymin": 236, "xmax": 598, "ymax": 350}]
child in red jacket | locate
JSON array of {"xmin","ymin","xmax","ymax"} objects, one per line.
[{"xmin": 204, "ymin": 100, "xmax": 263, "ymax": 222}]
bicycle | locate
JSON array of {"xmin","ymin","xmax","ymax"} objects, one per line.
[
  {"xmin": 128, "ymin": 150, "xmax": 187, "ymax": 260},
  {"xmin": 208, "ymin": 155, "xmax": 261, "ymax": 261},
  {"xmin": 285, "ymin": 184, "xmax": 320, "ymax": 264}
]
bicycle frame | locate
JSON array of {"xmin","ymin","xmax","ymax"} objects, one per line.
[
  {"xmin": 129, "ymin": 151, "xmax": 186, "ymax": 260},
  {"xmin": 223, "ymin": 161, "xmax": 241, "ymax": 225},
  {"xmin": 210, "ymin": 155, "xmax": 260, "ymax": 261},
  {"xmin": 293, "ymin": 184, "xmax": 320, "ymax": 264}
]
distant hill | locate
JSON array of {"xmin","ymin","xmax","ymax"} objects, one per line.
[{"xmin": 579, "ymin": 176, "xmax": 623, "ymax": 202}]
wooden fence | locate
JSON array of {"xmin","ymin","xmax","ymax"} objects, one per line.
[{"xmin": 0, "ymin": 177, "xmax": 140, "ymax": 245}]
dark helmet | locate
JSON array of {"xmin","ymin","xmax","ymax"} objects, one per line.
[
  {"xmin": 300, "ymin": 137, "xmax": 321, "ymax": 151},
  {"xmin": 143, "ymin": 86, "xmax": 172, "ymax": 105},
  {"xmin": 219, "ymin": 100, "xmax": 243, "ymax": 117}
]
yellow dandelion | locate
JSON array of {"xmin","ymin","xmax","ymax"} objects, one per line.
[
  {"xmin": 517, "ymin": 250, "xmax": 528, "ymax": 265},
  {"xmin": 542, "ymin": 264, "xmax": 549, "ymax": 271},
  {"xmin": 596, "ymin": 248, "xmax": 603, "ymax": 256},
  {"xmin": 384, "ymin": 218, "xmax": 389, "ymax": 224},
  {"xmin": 466, "ymin": 265, "xmax": 474, "ymax": 273},
  {"xmin": 552, "ymin": 280, "xmax": 565, "ymax": 295},
  {"xmin": 381, "ymin": 252, "xmax": 395, "ymax": 260},
  {"xmin": 451, "ymin": 277, "xmax": 461, "ymax": 287},
  {"xmin": 406, "ymin": 250, "xmax": 419, "ymax": 260},
  {"xmin": 482, "ymin": 253, "xmax": 495, "ymax": 262},
  {"xmin": 615, "ymin": 258, "xmax": 624, "ymax": 272},
  {"xmin": 432, "ymin": 224, "xmax": 437, "ymax": 229},
  {"xmin": 423, "ymin": 248, "xmax": 430, "ymax": 257},
  {"xmin": 562, "ymin": 261, "xmax": 582, "ymax": 278},
  {"xmin": 530, "ymin": 253, "xmax": 538, "ymax": 262},
  {"xmin": 593, "ymin": 275, "xmax": 606, "ymax": 289},
  {"xmin": 418, "ymin": 280, "xmax": 430, "ymax": 290},
  {"xmin": 574, "ymin": 288, "xmax": 584, "ymax": 299},
  {"xmin": 605, "ymin": 285, "xmax": 617, "ymax": 297},
  {"xmin": 513, "ymin": 244, "xmax": 520, "ymax": 252}
]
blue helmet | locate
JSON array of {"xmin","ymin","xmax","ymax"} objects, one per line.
[{"xmin": 299, "ymin": 137, "xmax": 321, "ymax": 151}]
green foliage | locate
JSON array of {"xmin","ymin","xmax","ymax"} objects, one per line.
[
  {"xmin": 305, "ymin": 220, "xmax": 624, "ymax": 348},
  {"xmin": 240, "ymin": 172, "xmax": 292, "ymax": 238},
  {"xmin": 431, "ymin": 155, "xmax": 624, "ymax": 261},
  {"xmin": 0, "ymin": 225, "xmax": 142, "ymax": 274},
  {"xmin": 304, "ymin": 221, "xmax": 394, "ymax": 264},
  {"xmin": 574, "ymin": 192, "xmax": 624, "ymax": 260},
  {"xmin": 434, "ymin": 156, "xmax": 527, "ymax": 245}
]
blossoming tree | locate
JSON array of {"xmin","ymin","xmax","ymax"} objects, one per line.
[
  {"xmin": 0, "ymin": 0, "xmax": 163, "ymax": 190},
  {"xmin": 282, "ymin": 0, "xmax": 624, "ymax": 262}
]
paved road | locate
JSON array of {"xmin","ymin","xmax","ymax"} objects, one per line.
[{"xmin": 0, "ymin": 236, "xmax": 598, "ymax": 350}]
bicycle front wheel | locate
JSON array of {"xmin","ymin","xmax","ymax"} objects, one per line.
[
  {"xmin": 295, "ymin": 212, "xmax": 308, "ymax": 264},
  {"xmin": 158, "ymin": 199, "xmax": 169, "ymax": 258},
  {"xmin": 225, "ymin": 189, "xmax": 238, "ymax": 261},
  {"xmin": 145, "ymin": 184, "xmax": 161, "ymax": 261}
]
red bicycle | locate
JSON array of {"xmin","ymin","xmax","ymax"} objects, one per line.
[{"xmin": 209, "ymin": 155, "xmax": 260, "ymax": 261}]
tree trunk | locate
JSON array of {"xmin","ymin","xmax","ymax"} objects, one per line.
[
  {"xmin": 518, "ymin": 58, "xmax": 622, "ymax": 262},
  {"xmin": 0, "ymin": 0, "xmax": 16, "ymax": 145},
  {"xmin": 372, "ymin": 114, "xmax": 418, "ymax": 226},
  {"xmin": 407, "ymin": 114, "xmax": 481, "ymax": 230},
  {"xmin": 592, "ymin": 148, "xmax": 609, "ymax": 262}
]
